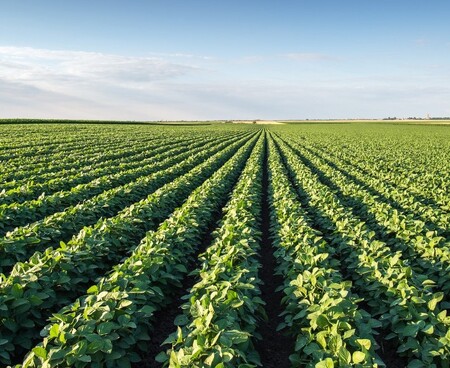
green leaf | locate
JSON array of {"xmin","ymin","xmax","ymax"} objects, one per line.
[
  {"xmin": 49, "ymin": 349, "xmax": 68, "ymax": 362},
  {"xmin": 315, "ymin": 358, "xmax": 334, "ymax": 368},
  {"xmin": 140, "ymin": 305, "xmax": 156, "ymax": 315},
  {"xmin": 316, "ymin": 314, "xmax": 329, "ymax": 328},
  {"xmin": 155, "ymin": 352, "xmax": 168, "ymax": 363},
  {"xmin": 78, "ymin": 355, "xmax": 92, "ymax": 363},
  {"xmin": 97, "ymin": 322, "xmax": 116, "ymax": 335},
  {"xmin": 295, "ymin": 335, "xmax": 308, "ymax": 351},
  {"xmin": 0, "ymin": 350, "xmax": 10, "ymax": 362},
  {"xmin": 408, "ymin": 359, "xmax": 426, "ymax": 368},
  {"xmin": 117, "ymin": 357, "xmax": 131, "ymax": 368},
  {"xmin": 316, "ymin": 331, "xmax": 327, "ymax": 349},
  {"xmin": 352, "ymin": 351, "xmax": 365, "ymax": 364},
  {"xmin": 176, "ymin": 326, "xmax": 183, "ymax": 344},
  {"xmin": 422, "ymin": 324, "xmax": 434, "ymax": 335},
  {"xmin": 32, "ymin": 346, "xmax": 47, "ymax": 359},
  {"xmin": 119, "ymin": 299, "xmax": 133, "ymax": 308},
  {"xmin": 355, "ymin": 338, "xmax": 371, "ymax": 350},
  {"xmin": 427, "ymin": 292, "xmax": 444, "ymax": 311},
  {"xmin": 343, "ymin": 329, "xmax": 355, "ymax": 339},
  {"xmin": 11, "ymin": 283, "xmax": 23, "ymax": 298},
  {"xmin": 204, "ymin": 352, "xmax": 216, "ymax": 365},
  {"xmin": 225, "ymin": 330, "xmax": 249, "ymax": 344},
  {"xmin": 304, "ymin": 342, "xmax": 320, "ymax": 355},
  {"xmin": 437, "ymin": 310, "xmax": 447, "ymax": 322},
  {"xmin": 87, "ymin": 339, "xmax": 104, "ymax": 354},
  {"xmin": 402, "ymin": 324, "xmax": 420, "ymax": 337},
  {"xmin": 101, "ymin": 339, "xmax": 113, "ymax": 354},
  {"xmin": 173, "ymin": 314, "xmax": 189, "ymax": 326},
  {"xmin": 87, "ymin": 285, "xmax": 98, "ymax": 294},
  {"xmin": 338, "ymin": 347, "xmax": 351, "ymax": 364},
  {"xmin": 49, "ymin": 324, "xmax": 59, "ymax": 339}
]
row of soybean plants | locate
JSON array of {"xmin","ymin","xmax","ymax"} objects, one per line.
[
  {"xmin": 0, "ymin": 130, "xmax": 248, "ymax": 234},
  {"xmin": 0, "ymin": 136, "xmax": 156, "ymax": 184},
  {"xmin": 263, "ymin": 133, "xmax": 384, "ymax": 367},
  {"xmin": 0, "ymin": 126, "xmax": 153, "ymax": 176},
  {"xmin": 283, "ymin": 125, "xmax": 449, "ymax": 210},
  {"xmin": 0, "ymin": 124, "xmax": 200, "ymax": 183},
  {"xmin": 0, "ymin": 131, "xmax": 258, "ymax": 366},
  {"xmin": 290, "ymin": 135, "xmax": 449, "ymax": 236},
  {"xmin": 0, "ymin": 131, "xmax": 243, "ymax": 208},
  {"xmin": 0, "ymin": 134, "xmax": 173, "ymax": 197},
  {"xmin": 0, "ymin": 127, "xmax": 224, "ymax": 191},
  {"xmin": 0, "ymin": 122, "xmax": 130, "ymax": 150},
  {"xmin": 1, "ymin": 125, "xmax": 252, "ymax": 188},
  {"xmin": 0, "ymin": 132, "xmax": 252, "ymax": 273},
  {"xmin": 287, "ymin": 128, "xmax": 449, "ymax": 221},
  {"xmin": 158, "ymin": 131, "xmax": 266, "ymax": 367},
  {"xmin": 160, "ymin": 131, "xmax": 386, "ymax": 368},
  {"xmin": 1, "ymin": 124, "xmax": 245, "ymax": 185},
  {"xmin": 271, "ymin": 132, "xmax": 450, "ymax": 367},
  {"xmin": 0, "ymin": 128, "xmax": 118, "ymax": 161},
  {"xmin": 275, "ymin": 133, "xmax": 450, "ymax": 293},
  {"xmin": 16, "ymin": 131, "xmax": 261, "ymax": 368}
]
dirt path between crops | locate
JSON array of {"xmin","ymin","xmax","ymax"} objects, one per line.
[{"xmin": 254, "ymin": 134, "xmax": 293, "ymax": 367}]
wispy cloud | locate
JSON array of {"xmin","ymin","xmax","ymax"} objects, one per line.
[
  {"xmin": 0, "ymin": 46, "xmax": 449, "ymax": 120},
  {"xmin": 230, "ymin": 53, "xmax": 337, "ymax": 65},
  {"xmin": 283, "ymin": 52, "xmax": 337, "ymax": 62},
  {"xmin": 146, "ymin": 52, "xmax": 215, "ymax": 61},
  {"xmin": 415, "ymin": 37, "xmax": 429, "ymax": 46},
  {"xmin": 233, "ymin": 55, "xmax": 267, "ymax": 64},
  {"xmin": 0, "ymin": 46, "xmax": 199, "ymax": 90},
  {"xmin": 0, "ymin": 46, "xmax": 208, "ymax": 119}
]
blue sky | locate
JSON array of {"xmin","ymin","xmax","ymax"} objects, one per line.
[{"xmin": 1, "ymin": 0, "xmax": 449, "ymax": 120}]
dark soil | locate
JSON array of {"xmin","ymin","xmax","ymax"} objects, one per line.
[
  {"xmin": 373, "ymin": 329, "xmax": 409, "ymax": 368},
  {"xmin": 138, "ymin": 284, "xmax": 188, "ymax": 367},
  {"xmin": 254, "ymin": 136, "xmax": 294, "ymax": 368}
]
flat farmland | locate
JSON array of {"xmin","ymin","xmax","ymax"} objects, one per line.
[{"xmin": 0, "ymin": 122, "xmax": 449, "ymax": 368}]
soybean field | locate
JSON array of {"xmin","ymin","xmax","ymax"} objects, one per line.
[{"xmin": 0, "ymin": 122, "xmax": 449, "ymax": 368}]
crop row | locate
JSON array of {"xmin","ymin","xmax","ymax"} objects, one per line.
[
  {"xmin": 276, "ymin": 135, "xmax": 450, "ymax": 294},
  {"xmin": 266, "ymin": 133, "xmax": 383, "ymax": 367},
  {"xmin": 0, "ymin": 131, "xmax": 252, "ymax": 275},
  {"xmin": 272, "ymin": 133, "xmax": 450, "ymax": 367},
  {"xmin": 286, "ymin": 129, "xmax": 449, "ymax": 210},
  {"xmin": 1, "ymin": 129, "xmax": 247, "ymax": 192},
  {"xmin": 0, "ymin": 135, "xmax": 162, "ymax": 180},
  {"xmin": 0, "ymin": 132, "xmax": 258, "ymax": 364},
  {"xmin": 293, "ymin": 138, "xmax": 448, "ymax": 233},
  {"xmin": 0, "ymin": 132, "xmax": 242, "ymax": 205},
  {"xmin": 18, "ymin": 131, "xmax": 260, "ymax": 367},
  {"xmin": 160, "ymin": 132, "xmax": 266, "ymax": 367},
  {"xmin": 1, "ymin": 126, "xmax": 240, "ymax": 184},
  {"xmin": 0, "ymin": 132, "xmax": 249, "ymax": 235},
  {"xmin": 0, "ymin": 135, "xmax": 182, "ymax": 195}
]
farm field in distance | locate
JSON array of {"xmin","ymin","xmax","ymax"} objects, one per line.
[{"xmin": 0, "ymin": 121, "xmax": 449, "ymax": 368}]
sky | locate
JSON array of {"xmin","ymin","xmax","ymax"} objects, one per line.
[{"xmin": 0, "ymin": 0, "xmax": 449, "ymax": 120}]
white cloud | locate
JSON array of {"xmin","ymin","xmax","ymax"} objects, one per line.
[
  {"xmin": 0, "ymin": 46, "xmax": 199, "ymax": 90},
  {"xmin": 283, "ymin": 52, "xmax": 337, "ymax": 62},
  {"xmin": 0, "ymin": 46, "xmax": 449, "ymax": 120},
  {"xmin": 0, "ymin": 46, "xmax": 209, "ymax": 119},
  {"xmin": 234, "ymin": 55, "xmax": 267, "ymax": 64}
]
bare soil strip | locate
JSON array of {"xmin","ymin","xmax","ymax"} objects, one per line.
[{"xmin": 255, "ymin": 136, "xmax": 293, "ymax": 367}]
